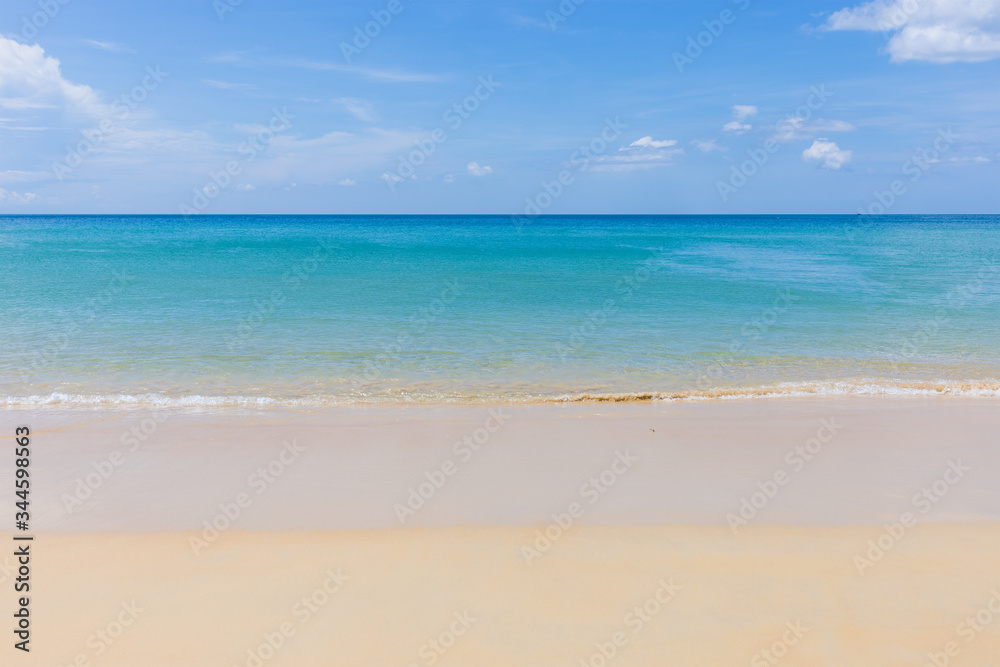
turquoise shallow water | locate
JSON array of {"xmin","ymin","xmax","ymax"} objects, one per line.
[{"xmin": 1, "ymin": 215, "xmax": 998, "ymax": 406}]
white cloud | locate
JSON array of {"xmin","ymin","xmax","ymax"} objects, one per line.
[
  {"xmin": 0, "ymin": 170, "xmax": 51, "ymax": 183},
  {"xmin": 627, "ymin": 136, "xmax": 678, "ymax": 149},
  {"xmin": 591, "ymin": 153, "xmax": 682, "ymax": 171},
  {"xmin": 802, "ymin": 139, "xmax": 852, "ymax": 169},
  {"xmin": 0, "ymin": 188, "xmax": 38, "ymax": 204},
  {"xmin": 208, "ymin": 51, "xmax": 448, "ymax": 83},
  {"xmin": 812, "ymin": 119, "xmax": 857, "ymax": 132},
  {"xmin": 443, "ymin": 174, "xmax": 455, "ymax": 183},
  {"xmin": 333, "ymin": 98, "xmax": 375, "ymax": 123},
  {"xmin": 71, "ymin": 123, "xmax": 419, "ymax": 192},
  {"xmin": 508, "ymin": 12, "xmax": 557, "ymax": 31},
  {"xmin": 338, "ymin": 178, "xmax": 357, "ymax": 186},
  {"xmin": 0, "ymin": 36, "xmax": 105, "ymax": 116},
  {"xmin": 206, "ymin": 51, "xmax": 249, "ymax": 64},
  {"xmin": 0, "ymin": 39, "xmax": 432, "ymax": 199},
  {"xmin": 202, "ymin": 79, "xmax": 254, "ymax": 91},
  {"xmin": 245, "ymin": 128, "xmax": 424, "ymax": 186},
  {"xmin": 467, "ymin": 162, "xmax": 494, "ymax": 176},
  {"xmin": 823, "ymin": 0, "xmax": 1000, "ymax": 63},
  {"xmin": 722, "ymin": 105, "xmax": 759, "ymax": 134},
  {"xmin": 590, "ymin": 137, "xmax": 683, "ymax": 172},
  {"xmin": 773, "ymin": 117, "xmax": 857, "ymax": 142},
  {"xmin": 946, "ymin": 155, "xmax": 991, "ymax": 164},
  {"xmin": 68, "ymin": 126, "xmax": 217, "ymax": 167},
  {"xmin": 0, "ymin": 117, "xmax": 49, "ymax": 131},
  {"xmin": 84, "ymin": 40, "xmax": 135, "ymax": 54},
  {"xmin": 0, "ymin": 39, "xmax": 451, "ymax": 200},
  {"xmin": 691, "ymin": 139, "xmax": 725, "ymax": 153},
  {"xmin": 236, "ymin": 183, "xmax": 255, "ymax": 191},
  {"xmin": 280, "ymin": 58, "xmax": 448, "ymax": 83}
]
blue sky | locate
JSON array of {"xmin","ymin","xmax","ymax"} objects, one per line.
[{"xmin": 1, "ymin": 0, "xmax": 998, "ymax": 214}]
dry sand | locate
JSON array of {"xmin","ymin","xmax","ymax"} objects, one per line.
[{"xmin": 2, "ymin": 396, "xmax": 999, "ymax": 665}]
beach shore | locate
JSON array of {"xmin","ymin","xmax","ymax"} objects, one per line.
[{"xmin": 4, "ymin": 396, "xmax": 999, "ymax": 665}]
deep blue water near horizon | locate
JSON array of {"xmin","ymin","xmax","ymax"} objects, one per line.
[{"xmin": 1, "ymin": 214, "xmax": 998, "ymax": 406}]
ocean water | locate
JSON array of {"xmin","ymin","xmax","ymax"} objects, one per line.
[{"xmin": 1, "ymin": 215, "xmax": 998, "ymax": 407}]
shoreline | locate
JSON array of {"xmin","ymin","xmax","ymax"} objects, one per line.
[{"xmin": 3, "ymin": 377, "xmax": 1000, "ymax": 410}]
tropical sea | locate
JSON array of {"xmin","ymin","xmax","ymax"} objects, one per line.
[{"xmin": 1, "ymin": 214, "xmax": 998, "ymax": 408}]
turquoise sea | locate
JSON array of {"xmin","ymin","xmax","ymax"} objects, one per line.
[{"xmin": 1, "ymin": 215, "xmax": 998, "ymax": 407}]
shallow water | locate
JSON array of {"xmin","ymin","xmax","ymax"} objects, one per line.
[{"xmin": 2, "ymin": 214, "xmax": 998, "ymax": 406}]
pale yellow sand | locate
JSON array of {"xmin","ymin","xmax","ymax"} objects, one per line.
[
  {"xmin": 3, "ymin": 396, "xmax": 1000, "ymax": 664},
  {"xmin": 10, "ymin": 525, "xmax": 1000, "ymax": 666}
]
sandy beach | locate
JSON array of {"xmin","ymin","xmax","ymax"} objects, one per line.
[
  {"xmin": 11, "ymin": 524, "xmax": 1000, "ymax": 666},
  {"xmin": 3, "ymin": 396, "xmax": 999, "ymax": 665},
  {"xmin": 5, "ymin": 0, "xmax": 999, "ymax": 661}
]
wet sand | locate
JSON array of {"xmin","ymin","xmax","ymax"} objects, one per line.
[{"xmin": 2, "ymin": 396, "xmax": 999, "ymax": 665}]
